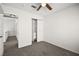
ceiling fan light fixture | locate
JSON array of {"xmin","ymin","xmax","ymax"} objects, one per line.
[{"xmin": 42, "ymin": 3, "xmax": 46, "ymax": 7}]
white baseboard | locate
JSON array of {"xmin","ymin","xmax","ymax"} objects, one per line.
[{"xmin": 43, "ymin": 40, "xmax": 79, "ymax": 54}]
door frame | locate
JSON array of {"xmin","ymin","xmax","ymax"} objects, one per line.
[{"xmin": 32, "ymin": 18, "xmax": 37, "ymax": 43}]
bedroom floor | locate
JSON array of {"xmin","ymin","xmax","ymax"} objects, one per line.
[{"xmin": 3, "ymin": 36, "xmax": 79, "ymax": 56}]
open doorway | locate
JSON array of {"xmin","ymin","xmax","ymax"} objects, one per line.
[
  {"xmin": 32, "ymin": 18, "xmax": 37, "ymax": 43},
  {"xmin": 3, "ymin": 18, "xmax": 18, "ymax": 48}
]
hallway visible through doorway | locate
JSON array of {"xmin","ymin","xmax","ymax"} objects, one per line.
[{"xmin": 32, "ymin": 18, "xmax": 37, "ymax": 43}]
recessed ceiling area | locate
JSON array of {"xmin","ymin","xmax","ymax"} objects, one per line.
[{"xmin": 1, "ymin": 3, "xmax": 77, "ymax": 17}]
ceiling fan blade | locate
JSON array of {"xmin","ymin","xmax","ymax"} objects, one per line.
[
  {"xmin": 31, "ymin": 5, "xmax": 37, "ymax": 8},
  {"xmin": 37, "ymin": 5, "xmax": 42, "ymax": 11},
  {"xmin": 46, "ymin": 4, "xmax": 52, "ymax": 10}
]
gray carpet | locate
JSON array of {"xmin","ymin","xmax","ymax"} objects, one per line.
[{"xmin": 3, "ymin": 36, "xmax": 79, "ymax": 56}]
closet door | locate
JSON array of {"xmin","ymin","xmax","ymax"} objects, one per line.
[{"xmin": 37, "ymin": 20, "xmax": 44, "ymax": 42}]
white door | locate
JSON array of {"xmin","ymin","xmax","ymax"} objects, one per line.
[{"xmin": 37, "ymin": 20, "xmax": 44, "ymax": 42}]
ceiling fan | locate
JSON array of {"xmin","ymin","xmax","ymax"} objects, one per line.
[{"xmin": 31, "ymin": 3, "xmax": 52, "ymax": 11}]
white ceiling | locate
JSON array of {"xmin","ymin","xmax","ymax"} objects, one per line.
[{"xmin": 1, "ymin": 3, "xmax": 77, "ymax": 17}]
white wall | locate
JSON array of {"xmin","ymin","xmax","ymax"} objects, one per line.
[
  {"xmin": 3, "ymin": 18, "xmax": 16, "ymax": 36},
  {"xmin": 44, "ymin": 5, "xmax": 79, "ymax": 54},
  {"xmin": 0, "ymin": 15, "xmax": 3, "ymax": 36},
  {"xmin": 0, "ymin": 37, "xmax": 3, "ymax": 56},
  {"xmin": 0, "ymin": 14, "xmax": 4, "ymax": 55},
  {"xmin": 0, "ymin": 5, "xmax": 4, "ymax": 14},
  {"xmin": 2, "ymin": 5, "xmax": 43, "ymax": 48}
]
